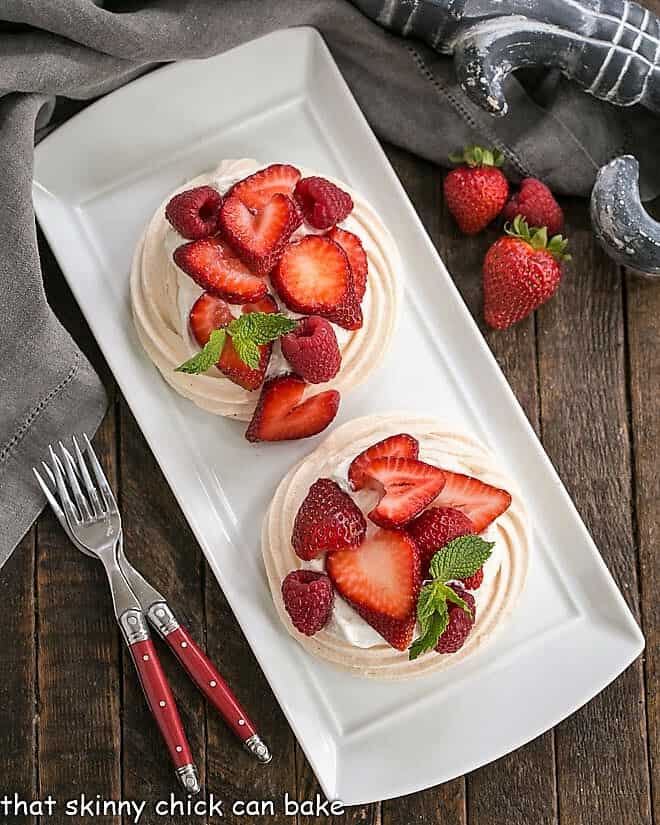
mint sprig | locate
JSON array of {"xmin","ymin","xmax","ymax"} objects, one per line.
[
  {"xmin": 175, "ymin": 311, "xmax": 296, "ymax": 374},
  {"xmin": 175, "ymin": 328, "xmax": 226, "ymax": 374},
  {"xmin": 408, "ymin": 534, "xmax": 494, "ymax": 660}
]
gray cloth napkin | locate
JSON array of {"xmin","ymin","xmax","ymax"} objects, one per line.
[{"xmin": 2, "ymin": 0, "xmax": 660, "ymax": 567}]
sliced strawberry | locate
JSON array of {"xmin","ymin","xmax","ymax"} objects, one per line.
[
  {"xmin": 326, "ymin": 529, "xmax": 421, "ymax": 650},
  {"xmin": 189, "ymin": 293, "xmax": 235, "ymax": 348},
  {"xmin": 348, "ymin": 433, "xmax": 419, "ymax": 490},
  {"xmin": 229, "ymin": 164, "xmax": 301, "ymax": 211},
  {"xmin": 271, "ymin": 236, "xmax": 362, "ymax": 330},
  {"xmin": 174, "ymin": 236, "xmax": 267, "ymax": 303},
  {"xmin": 433, "ymin": 471, "xmax": 512, "ymax": 532},
  {"xmin": 189, "ymin": 292, "xmax": 277, "ymax": 390},
  {"xmin": 245, "ymin": 374, "xmax": 340, "ymax": 442},
  {"xmin": 241, "ymin": 294, "xmax": 279, "ymax": 315},
  {"xmin": 354, "ymin": 457, "xmax": 446, "ymax": 528},
  {"xmin": 218, "ymin": 293, "xmax": 278, "ymax": 391},
  {"xmin": 292, "ymin": 478, "xmax": 366, "ymax": 560},
  {"xmin": 327, "ymin": 227, "xmax": 368, "ymax": 302},
  {"xmin": 219, "ymin": 193, "xmax": 300, "ymax": 275}
]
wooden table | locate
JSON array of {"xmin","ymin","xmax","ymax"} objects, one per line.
[{"xmin": 1, "ymin": 144, "xmax": 657, "ymax": 825}]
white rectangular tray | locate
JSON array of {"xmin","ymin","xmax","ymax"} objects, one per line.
[{"xmin": 32, "ymin": 27, "xmax": 644, "ymax": 805}]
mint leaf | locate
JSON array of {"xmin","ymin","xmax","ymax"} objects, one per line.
[
  {"xmin": 227, "ymin": 312, "xmax": 296, "ymax": 347},
  {"xmin": 416, "ymin": 581, "xmax": 442, "ymax": 630},
  {"xmin": 232, "ymin": 335, "xmax": 261, "ymax": 370},
  {"xmin": 429, "ymin": 535, "xmax": 494, "ymax": 583},
  {"xmin": 409, "ymin": 604, "xmax": 449, "ymax": 660},
  {"xmin": 439, "ymin": 581, "xmax": 473, "ymax": 618},
  {"xmin": 175, "ymin": 328, "xmax": 226, "ymax": 374}
]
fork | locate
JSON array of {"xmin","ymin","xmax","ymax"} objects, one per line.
[{"xmin": 34, "ymin": 436, "xmax": 271, "ymax": 793}]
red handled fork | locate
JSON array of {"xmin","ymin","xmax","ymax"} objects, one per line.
[{"xmin": 34, "ymin": 436, "xmax": 271, "ymax": 794}]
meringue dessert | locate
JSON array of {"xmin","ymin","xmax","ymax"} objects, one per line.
[
  {"xmin": 263, "ymin": 414, "xmax": 529, "ymax": 679},
  {"xmin": 130, "ymin": 159, "xmax": 401, "ymax": 441}
]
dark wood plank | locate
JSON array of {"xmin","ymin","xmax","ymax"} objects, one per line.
[
  {"xmin": 35, "ymin": 240, "xmax": 122, "ymax": 824},
  {"xmin": 0, "ymin": 530, "xmax": 37, "ymax": 825},
  {"xmin": 295, "ymin": 744, "xmax": 381, "ymax": 825},
  {"xmin": 118, "ymin": 403, "xmax": 208, "ymax": 824},
  {"xmin": 203, "ymin": 573, "xmax": 298, "ymax": 822},
  {"xmin": 119, "ymin": 400, "xmax": 206, "ymax": 825},
  {"xmin": 536, "ymin": 199, "xmax": 651, "ymax": 825},
  {"xmin": 35, "ymin": 411, "xmax": 122, "ymax": 825},
  {"xmin": 382, "ymin": 145, "xmax": 557, "ymax": 825},
  {"xmin": 625, "ymin": 271, "xmax": 660, "ymax": 824}
]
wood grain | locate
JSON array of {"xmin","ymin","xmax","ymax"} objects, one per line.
[
  {"xmin": 204, "ymin": 576, "xmax": 298, "ymax": 822},
  {"xmin": 382, "ymin": 145, "xmax": 558, "ymax": 825},
  {"xmin": 118, "ymin": 403, "xmax": 207, "ymax": 824},
  {"xmin": 537, "ymin": 200, "xmax": 652, "ymax": 825},
  {"xmin": 0, "ymin": 531, "xmax": 37, "ymax": 825},
  {"xmin": 625, "ymin": 271, "xmax": 660, "ymax": 825},
  {"xmin": 1, "ymin": 144, "xmax": 654, "ymax": 825}
]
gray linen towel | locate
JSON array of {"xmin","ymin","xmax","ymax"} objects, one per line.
[{"xmin": 2, "ymin": 0, "xmax": 659, "ymax": 567}]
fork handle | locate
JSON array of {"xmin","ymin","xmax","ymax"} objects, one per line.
[{"xmin": 126, "ymin": 636, "xmax": 200, "ymax": 792}]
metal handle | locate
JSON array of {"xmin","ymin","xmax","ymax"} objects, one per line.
[{"xmin": 148, "ymin": 602, "xmax": 271, "ymax": 763}]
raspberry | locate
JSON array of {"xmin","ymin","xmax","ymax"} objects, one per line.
[
  {"xmin": 294, "ymin": 176, "xmax": 353, "ymax": 229},
  {"xmin": 407, "ymin": 507, "xmax": 474, "ymax": 577},
  {"xmin": 502, "ymin": 178, "xmax": 564, "ymax": 236},
  {"xmin": 462, "ymin": 567, "xmax": 484, "ymax": 590},
  {"xmin": 281, "ymin": 570, "xmax": 334, "ymax": 636},
  {"xmin": 435, "ymin": 584, "xmax": 476, "ymax": 654},
  {"xmin": 165, "ymin": 186, "xmax": 223, "ymax": 239},
  {"xmin": 280, "ymin": 316, "xmax": 341, "ymax": 384}
]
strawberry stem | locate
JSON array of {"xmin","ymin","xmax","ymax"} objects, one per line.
[
  {"xmin": 504, "ymin": 215, "xmax": 571, "ymax": 262},
  {"xmin": 448, "ymin": 144, "xmax": 505, "ymax": 169}
]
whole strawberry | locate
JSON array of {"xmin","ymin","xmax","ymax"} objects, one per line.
[
  {"xmin": 503, "ymin": 178, "xmax": 564, "ymax": 236},
  {"xmin": 483, "ymin": 215, "xmax": 570, "ymax": 330},
  {"xmin": 444, "ymin": 145, "xmax": 509, "ymax": 234}
]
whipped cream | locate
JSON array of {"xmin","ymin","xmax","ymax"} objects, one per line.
[
  {"xmin": 130, "ymin": 159, "xmax": 401, "ymax": 420},
  {"xmin": 262, "ymin": 414, "xmax": 529, "ymax": 680}
]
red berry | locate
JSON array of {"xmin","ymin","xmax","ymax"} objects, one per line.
[
  {"xmin": 229, "ymin": 163, "xmax": 301, "ymax": 210},
  {"xmin": 483, "ymin": 217, "xmax": 568, "ymax": 330},
  {"xmin": 327, "ymin": 227, "xmax": 368, "ymax": 302},
  {"xmin": 281, "ymin": 316, "xmax": 341, "ymax": 384},
  {"xmin": 292, "ymin": 478, "xmax": 367, "ymax": 560},
  {"xmin": 348, "ymin": 433, "xmax": 419, "ymax": 490},
  {"xmin": 281, "ymin": 570, "xmax": 334, "ymax": 636},
  {"xmin": 406, "ymin": 506, "xmax": 474, "ymax": 576},
  {"xmin": 433, "ymin": 470, "xmax": 512, "ymax": 532},
  {"xmin": 165, "ymin": 186, "xmax": 222, "ymax": 240},
  {"xmin": 503, "ymin": 178, "xmax": 564, "ymax": 236},
  {"xmin": 294, "ymin": 176, "xmax": 353, "ymax": 229},
  {"xmin": 188, "ymin": 293, "xmax": 277, "ymax": 390},
  {"xmin": 245, "ymin": 374, "xmax": 340, "ymax": 442},
  {"xmin": 272, "ymin": 236, "xmax": 362, "ymax": 330},
  {"xmin": 174, "ymin": 236, "xmax": 267, "ymax": 303},
  {"xmin": 218, "ymin": 192, "xmax": 300, "ymax": 276},
  {"xmin": 435, "ymin": 585, "xmax": 476, "ymax": 654},
  {"xmin": 461, "ymin": 567, "xmax": 484, "ymax": 590},
  {"xmin": 326, "ymin": 529, "xmax": 421, "ymax": 650},
  {"xmin": 352, "ymin": 456, "xmax": 446, "ymax": 528},
  {"xmin": 444, "ymin": 145, "xmax": 509, "ymax": 234}
]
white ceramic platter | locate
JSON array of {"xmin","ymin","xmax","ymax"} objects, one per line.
[{"xmin": 32, "ymin": 27, "xmax": 644, "ymax": 805}]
